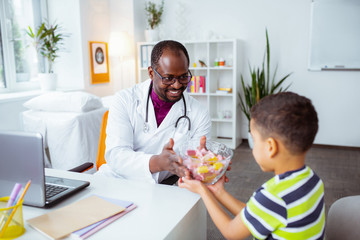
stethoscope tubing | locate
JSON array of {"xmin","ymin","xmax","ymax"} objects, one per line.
[{"xmin": 144, "ymin": 83, "xmax": 191, "ymax": 132}]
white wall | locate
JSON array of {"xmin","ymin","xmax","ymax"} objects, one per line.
[
  {"xmin": 46, "ymin": 0, "xmax": 139, "ymax": 96},
  {"xmin": 47, "ymin": 0, "xmax": 84, "ymax": 90},
  {"xmin": 0, "ymin": 98, "xmax": 30, "ymax": 131},
  {"xmin": 133, "ymin": 0, "xmax": 360, "ymax": 147},
  {"xmin": 108, "ymin": 0, "xmax": 137, "ymax": 90},
  {"xmin": 2, "ymin": 0, "xmax": 359, "ymax": 147},
  {"xmin": 47, "ymin": 0, "xmax": 118, "ymax": 97}
]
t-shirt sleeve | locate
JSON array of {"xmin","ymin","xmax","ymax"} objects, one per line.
[{"xmin": 241, "ymin": 187, "xmax": 287, "ymax": 240}]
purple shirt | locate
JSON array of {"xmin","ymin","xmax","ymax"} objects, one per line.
[{"xmin": 150, "ymin": 88, "xmax": 175, "ymax": 127}]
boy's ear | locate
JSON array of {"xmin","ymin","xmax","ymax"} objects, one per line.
[{"xmin": 266, "ymin": 137, "xmax": 278, "ymax": 158}]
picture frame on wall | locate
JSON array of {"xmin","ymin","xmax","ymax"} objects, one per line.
[{"xmin": 89, "ymin": 41, "xmax": 110, "ymax": 84}]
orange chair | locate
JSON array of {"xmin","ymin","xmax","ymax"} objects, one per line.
[
  {"xmin": 68, "ymin": 110, "xmax": 108, "ymax": 172},
  {"xmin": 96, "ymin": 110, "xmax": 109, "ymax": 170}
]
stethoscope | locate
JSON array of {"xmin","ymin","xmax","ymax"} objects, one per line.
[{"xmin": 143, "ymin": 83, "xmax": 191, "ymax": 133}]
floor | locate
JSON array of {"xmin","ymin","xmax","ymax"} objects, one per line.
[{"xmin": 207, "ymin": 141, "xmax": 360, "ymax": 239}]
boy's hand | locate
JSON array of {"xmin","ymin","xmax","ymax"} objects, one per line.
[
  {"xmin": 207, "ymin": 175, "xmax": 226, "ymax": 196},
  {"xmin": 178, "ymin": 177, "xmax": 206, "ymax": 194}
]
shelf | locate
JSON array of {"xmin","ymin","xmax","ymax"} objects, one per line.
[
  {"xmin": 189, "ymin": 67, "xmax": 208, "ymax": 70},
  {"xmin": 212, "ymin": 137, "xmax": 233, "ymax": 147},
  {"xmin": 211, "ymin": 118, "xmax": 233, "ymax": 122},
  {"xmin": 209, "ymin": 67, "xmax": 233, "ymax": 70},
  {"xmin": 189, "ymin": 93, "xmax": 207, "ymax": 96},
  {"xmin": 209, "ymin": 93, "xmax": 233, "ymax": 97}
]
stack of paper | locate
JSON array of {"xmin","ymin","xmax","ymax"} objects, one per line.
[
  {"xmin": 70, "ymin": 196, "xmax": 136, "ymax": 239},
  {"xmin": 27, "ymin": 195, "xmax": 136, "ymax": 240}
]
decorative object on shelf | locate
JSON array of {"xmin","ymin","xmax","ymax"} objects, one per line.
[
  {"xmin": 224, "ymin": 110, "xmax": 232, "ymax": 119},
  {"xmin": 89, "ymin": 41, "xmax": 110, "ymax": 84},
  {"xmin": 144, "ymin": 0, "xmax": 164, "ymax": 42},
  {"xmin": 218, "ymin": 57, "xmax": 225, "ymax": 66},
  {"xmin": 198, "ymin": 60, "xmax": 207, "ymax": 67},
  {"xmin": 26, "ymin": 21, "xmax": 67, "ymax": 91},
  {"xmin": 238, "ymin": 29, "xmax": 292, "ymax": 135},
  {"xmin": 218, "ymin": 88, "xmax": 232, "ymax": 93},
  {"xmin": 217, "ymin": 110, "xmax": 232, "ymax": 120}
]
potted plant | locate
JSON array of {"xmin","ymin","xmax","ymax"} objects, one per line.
[
  {"xmin": 26, "ymin": 21, "xmax": 66, "ymax": 91},
  {"xmin": 144, "ymin": 0, "xmax": 164, "ymax": 42},
  {"xmin": 238, "ymin": 29, "xmax": 292, "ymax": 148}
]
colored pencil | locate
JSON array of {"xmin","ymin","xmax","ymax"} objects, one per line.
[{"xmin": 0, "ymin": 180, "xmax": 31, "ymax": 237}]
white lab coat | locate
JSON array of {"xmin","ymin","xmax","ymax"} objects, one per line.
[{"xmin": 97, "ymin": 79, "xmax": 211, "ymax": 183}]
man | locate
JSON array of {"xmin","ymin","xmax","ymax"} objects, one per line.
[{"xmin": 97, "ymin": 40, "xmax": 211, "ymax": 184}]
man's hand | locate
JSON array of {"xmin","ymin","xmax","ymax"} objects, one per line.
[
  {"xmin": 199, "ymin": 136, "xmax": 207, "ymax": 150},
  {"xmin": 149, "ymin": 138, "xmax": 190, "ymax": 178}
]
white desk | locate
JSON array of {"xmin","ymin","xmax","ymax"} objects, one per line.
[{"xmin": 19, "ymin": 169, "xmax": 207, "ymax": 240}]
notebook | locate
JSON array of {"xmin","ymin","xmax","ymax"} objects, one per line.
[
  {"xmin": 0, "ymin": 131, "xmax": 90, "ymax": 207},
  {"xmin": 27, "ymin": 195, "xmax": 125, "ymax": 239},
  {"xmin": 70, "ymin": 196, "xmax": 136, "ymax": 239}
]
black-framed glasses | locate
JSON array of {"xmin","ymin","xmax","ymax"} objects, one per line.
[{"xmin": 152, "ymin": 67, "xmax": 192, "ymax": 85}]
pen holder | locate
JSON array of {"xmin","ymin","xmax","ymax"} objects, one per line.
[{"xmin": 0, "ymin": 197, "xmax": 25, "ymax": 239}]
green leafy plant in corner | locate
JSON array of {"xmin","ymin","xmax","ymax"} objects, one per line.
[
  {"xmin": 238, "ymin": 29, "xmax": 292, "ymax": 129},
  {"xmin": 26, "ymin": 21, "xmax": 66, "ymax": 73},
  {"xmin": 145, "ymin": 0, "xmax": 164, "ymax": 30}
]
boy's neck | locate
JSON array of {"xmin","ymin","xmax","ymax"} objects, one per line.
[{"xmin": 274, "ymin": 153, "xmax": 306, "ymax": 176}]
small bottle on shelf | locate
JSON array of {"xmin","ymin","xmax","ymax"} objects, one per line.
[{"xmin": 219, "ymin": 57, "xmax": 225, "ymax": 67}]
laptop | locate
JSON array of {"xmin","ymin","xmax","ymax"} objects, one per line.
[{"xmin": 0, "ymin": 131, "xmax": 90, "ymax": 207}]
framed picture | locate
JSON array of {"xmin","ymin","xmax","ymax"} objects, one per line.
[{"xmin": 89, "ymin": 41, "xmax": 110, "ymax": 84}]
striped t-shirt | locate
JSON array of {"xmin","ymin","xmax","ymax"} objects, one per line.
[{"xmin": 241, "ymin": 165, "xmax": 325, "ymax": 240}]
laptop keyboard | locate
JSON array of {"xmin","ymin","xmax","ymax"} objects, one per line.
[{"xmin": 45, "ymin": 184, "xmax": 68, "ymax": 199}]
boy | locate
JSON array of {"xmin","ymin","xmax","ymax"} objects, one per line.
[{"xmin": 179, "ymin": 92, "xmax": 325, "ymax": 240}]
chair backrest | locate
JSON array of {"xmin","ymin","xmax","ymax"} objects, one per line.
[
  {"xmin": 96, "ymin": 110, "xmax": 109, "ymax": 170},
  {"xmin": 326, "ymin": 195, "xmax": 360, "ymax": 239}
]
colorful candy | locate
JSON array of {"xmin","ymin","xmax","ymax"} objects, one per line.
[{"xmin": 183, "ymin": 147, "xmax": 229, "ymax": 184}]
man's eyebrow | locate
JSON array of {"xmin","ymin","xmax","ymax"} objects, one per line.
[{"xmin": 163, "ymin": 71, "xmax": 189, "ymax": 76}]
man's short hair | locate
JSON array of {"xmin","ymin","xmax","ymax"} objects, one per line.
[
  {"xmin": 250, "ymin": 92, "xmax": 318, "ymax": 154},
  {"xmin": 151, "ymin": 40, "xmax": 190, "ymax": 69}
]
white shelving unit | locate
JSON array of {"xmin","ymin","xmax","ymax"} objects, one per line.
[{"xmin": 137, "ymin": 39, "xmax": 241, "ymax": 149}]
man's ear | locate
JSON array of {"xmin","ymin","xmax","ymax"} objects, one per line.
[
  {"xmin": 148, "ymin": 66, "xmax": 154, "ymax": 79},
  {"xmin": 267, "ymin": 137, "xmax": 278, "ymax": 158}
]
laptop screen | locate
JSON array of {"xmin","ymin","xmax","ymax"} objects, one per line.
[
  {"xmin": 0, "ymin": 131, "xmax": 46, "ymax": 207},
  {"xmin": 0, "ymin": 131, "xmax": 90, "ymax": 207}
]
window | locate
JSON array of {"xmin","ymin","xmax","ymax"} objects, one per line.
[{"xmin": 0, "ymin": 0, "xmax": 45, "ymax": 93}]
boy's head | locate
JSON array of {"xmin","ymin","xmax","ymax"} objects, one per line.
[{"xmin": 250, "ymin": 92, "xmax": 318, "ymax": 155}]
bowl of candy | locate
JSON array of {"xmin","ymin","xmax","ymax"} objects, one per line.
[{"xmin": 178, "ymin": 140, "xmax": 233, "ymax": 185}]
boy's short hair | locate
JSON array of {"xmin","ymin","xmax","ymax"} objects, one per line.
[{"xmin": 250, "ymin": 92, "xmax": 318, "ymax": 154}]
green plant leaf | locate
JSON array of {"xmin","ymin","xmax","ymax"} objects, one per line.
[
  {"xmin": 237, "ymin": 28, "xmax": 292, "ymax": 123},
  {"xmin": 26, "ymin": 20, "xmax": 67, "ymax": 73}
]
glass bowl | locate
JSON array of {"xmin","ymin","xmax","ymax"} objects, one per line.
[{"xmin": 178, "ymin": 140, "xmax": 233, "ymax": 185}]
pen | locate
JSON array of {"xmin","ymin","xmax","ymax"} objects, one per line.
[
  {"xmin": 0, "ymin": 183, "xmax": 22, "ymax": 231},
  {"xmin": 7, "ymin": 183, "xmax": 22, "ymax": 207},
  {"xmin": 0, "ymin": 180, "xmax": 31, "ymax": 237}
]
